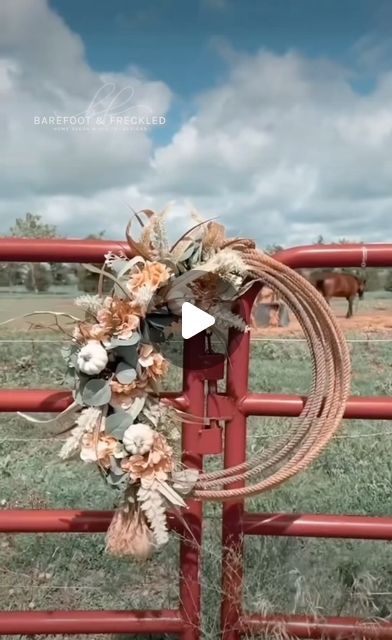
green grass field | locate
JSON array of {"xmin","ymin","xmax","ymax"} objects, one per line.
[{"xmin": 1, "ymin": 309, "xmax": 392, "ymax": 638}]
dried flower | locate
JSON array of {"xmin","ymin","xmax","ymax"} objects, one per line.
[
  {"xmin": 59, "ymin": 407, "xmax": 103, "ymax": 460},
  {"xmin": 77, "ymin": 340, "xmax": 108, "ymax": 375},
  {"xmin": 128, "ymin": 261, "xmax": 171, "ymax": 292},
  {"xmin": 123, "ymin": 423, "xmax": 154, "ymax": 455},
  {"xmin": 74, "ymin": 295, "xmax": 104, "ymax": 315},
  {"xmin": 138, "ymin": 344, "xmax": 154, "ymax": 368},
  {"xmin": 80, "ymin": 433, "xmax": 119, "ymax": 467},
  {"xmin": 97, "ymin": 297, "xmax": 140, "ymax": 339},
  {"xmin": 138, "ymin": 345, "xmax": 168, "ymax": 380},
  {"xmin": 111, "ymin": 377, "xmax": 148, "ymax": 396},
  {"xmin": 122, "ymin": 433, "xmax": 174, "ymax": 486},
  {"xmin": 105, "ymin": 505, "xmax": 154, "ymax": 561},
  {"xmin": 74, "ymin": 322, "xmax": 109, "ymax": 344},
  {"xmin": 138, "ymin": 487, "xmax": 169, "ymax": 547}
]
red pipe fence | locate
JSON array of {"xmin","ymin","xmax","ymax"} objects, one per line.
[{"xmin": 1, "ymin": 237, "xmax": 392, "ymax": 639}]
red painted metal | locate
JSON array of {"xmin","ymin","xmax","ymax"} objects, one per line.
[
  {"xmin": 242, "ymin": 512, "xmax": 392, "ymax": 539},
  {"xmin": 238, "ymin": 393, "xmax": 392, "ymax": 419},
  {"xmin": 0, "ymin": 509, "xmax": 182, "ymax": 534},
  {"xmin": 2, "ymin": 239, "xmax": 392, "ymax": 638},
  {"xmin": 221, "ymin": 288, "xmax": 259, "ymax": 640},
  {"xmin": 275, "ymin": 243, "xmax": 392, "ymax": 269},
  {"xmin": 0, "ymin": 389, "xmax": 188, "ymax": 413},
  {"xmin": 0, "ymin": 610, "xmax": 184, "ymax": 636},
  {"xmin": 0, "ymin": 237, "xmax": 132, "ymax": 263},
  {"xmin": 240, "ymin": 614, "xmax": 392, "ymax": 639},
  {"xmin": 179, "ymin": 333, "xmax": 205, "ymax": 640}
]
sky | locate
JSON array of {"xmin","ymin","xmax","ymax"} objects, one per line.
[{"xmin": 1, "ymin": 0, "xmax": 392, "ymax": 247}]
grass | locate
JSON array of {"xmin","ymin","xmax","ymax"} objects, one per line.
[{"xmin": 1, "ymin": 318, "xmax": 392, "ymax": 637}]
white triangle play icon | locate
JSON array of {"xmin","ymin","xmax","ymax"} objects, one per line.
[{"xmin": 181, "ymin": 302, "xmax": 215, "ymax": 339}]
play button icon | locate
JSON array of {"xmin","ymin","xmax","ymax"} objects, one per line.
[{"xmin": 181, "ymin": 302, "xmax": 215, "ymax": 339}]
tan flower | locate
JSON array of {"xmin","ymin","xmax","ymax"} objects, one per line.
[
  {"xmin": 128, "ymin": 261, "xmax": 171, "ymax": 292},
  {"xmin": 80, "ymin": 433, "xmax": 118, "ymax": 468},
  {"xmin": 122, "ymin": 433, "xmax": 174, "ymax": 484},
  {"xmin": 73, "ymin": 322, "xmax": 109, "ymax": 344},
  {"xmin": 138, "ymin": 345, "xmax": 169, "ymax": 380},
  {"xmin": 111, "ymin": 378, "xmax": 148, "ymax": 396},
  {"xmin": 97, "ymin": 297, "xmax": 140, "ymax": 339},
  {"xmin": 147, "ymin": 352, "xmax": 168, "ymax": 380}
]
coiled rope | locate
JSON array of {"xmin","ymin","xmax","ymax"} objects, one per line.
[{"xmin": 194, "ymin": 248, "xmax": 351, "ymax": 500}]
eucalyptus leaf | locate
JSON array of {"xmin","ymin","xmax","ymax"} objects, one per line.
[
  {"xmin": 110, "ymin": 457, "xmax": 127, "ymax": 476},
  {"xmin": 115, "ymin": 362, "xmax": 137, "ymax": 384},
  {"xmin": 106, "ymin": 470, "xmax": 128, "ymax": 486},
  {"xmin": 113, "ymin": 345, "xmax": 138, "ymax": 368},
  {"xmin": 82, "ymin": 378, "xmax": 111, "ymax": 407},
  {"xmin": 127, "ymin": 395, "xmax": 146, "ymax": 421},
  {"xmin": 106, "ymin": 412, "xmax": 133, "ymax": 433},
  {"xmin": 147, "ymin": 313, "xmax": 176, "ymax": 329},
  {"xmin": 107, "ymin": 334, "xmax": 140, "ymax": 349}
]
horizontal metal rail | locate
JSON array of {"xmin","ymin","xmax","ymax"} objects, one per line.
[
  {"xmin": 242, "ymin": 513, "xmax": 392, "ymax": 539},
  {"xmin": 0, "ymin": 610, "xmax": 185, "ymax": 635},
  {"xmin": 0, "ymin": 238, "xmax": 132, "ymax": 263},
  {"xmin": 239, "ymin": 614, "xmax": 392, "ymax": 639},
  {"xmin": 238, "ymin": 394, "xmax": 392, "ymax": 419},
  {"xmin": 0, "ymin": 389, "xmax": 188, "ymax": 413},
  {"xmin": 1, "ymin": 239, "xmax": 392, "ymax": 269},
  {"xmin": 0, "ymin": 509, "xmax": 182, "ymax": 533},
  {"xmin": 3, "ymin": 389, "xmax": 392, "ymax": 421}
]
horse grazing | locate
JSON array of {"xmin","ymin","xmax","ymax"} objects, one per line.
[{"xmin": 314, "ymin": 272, "xmax": 366, "ymax": 318}]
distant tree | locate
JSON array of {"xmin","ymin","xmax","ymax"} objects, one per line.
[
  {"xmin": 77, "ymin": 231, "xmax": 112, "ymax": 293},
  {"xmin": 9, "ymin": 213, "xmax": 57, "ymax": 239},
  {"xmin": 24, "ymin": 263, "xmax": 52, "ymax": 292},
  {"xmin": 7, "ymin": 213, "xmax": 58, "ymax": 293},
  {"xmin": 264, "ymin": 243, "xmax": 284, "ymax": 256}
]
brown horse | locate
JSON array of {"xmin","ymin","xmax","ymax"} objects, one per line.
[{"xmin": 314, "ymin": 272, "xmax": 366, "ymax": 318}]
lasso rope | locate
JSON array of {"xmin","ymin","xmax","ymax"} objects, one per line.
[{"xmin": 194, "ymin": 248, "xmax": 351, "ymax": 500}]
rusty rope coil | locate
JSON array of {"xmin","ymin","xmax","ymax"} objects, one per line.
[{"xmin": 194, "ymin": 248, "xmax": 351, "ymax": 501}]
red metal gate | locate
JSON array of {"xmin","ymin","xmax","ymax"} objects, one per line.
[{"xmin": 1, "ymin": 238, "xmax": 392, "ymax": 638}]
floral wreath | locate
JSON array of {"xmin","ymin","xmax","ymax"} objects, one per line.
[
  {"xmin": 19, "ymin": 208, "xmax": 351, "ymax": 561},
  {"xmin": 21, "ymin": 209, "xmax": 254, "ymax": 560}
]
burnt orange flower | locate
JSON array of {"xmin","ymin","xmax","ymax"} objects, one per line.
[
  {"xmin": 128, "ymin": 261, "xmax": 171, "ymax": 291},
  {"xmin": 97, "ymin": 297, "xmax": 140, "ymax": 339},
  {"xmin": 122, "ymin": 433, "xmax": 174, "ymax": 484},
  {"xmin": 73, "ymin": 322, "xmax": 109, "ymax": 344}
]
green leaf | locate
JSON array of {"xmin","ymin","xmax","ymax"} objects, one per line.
[
  {"xmin": 113, "ymin": 345, "xmax": 139, "ymax": 368},
  {"xmin": 128, "ymin": 395, "xmax": 146, "ymax": 421},
  {"xmin": 105, "ymin": 412, "xmax": 133, "ymax": 438},
  {"xmin": 106, "ymin": 470, "xmax": 128, "ymax": 486},
  {"xmin": 107, "ymin": 334, "xmax": 140, "ymax": 349},
  {"xmin": 115, "ymin": 362, "xmax": 137, "ymax": 384},
  {"xmin": 147, "ymin": 313, "xmax": 176, "ymax": 328},
  {"xmin": 82, "ymin": 378, "xmax": 111, "ymax": 407}
]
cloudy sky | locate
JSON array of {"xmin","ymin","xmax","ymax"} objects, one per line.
[{"xmin": 1, "ymin": 0, "xmax": 392, "ymax": 247}]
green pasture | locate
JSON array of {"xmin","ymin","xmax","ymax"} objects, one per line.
[{"xmin": 0, "ymin": 305, "xmax": 392, "ymax": 638}]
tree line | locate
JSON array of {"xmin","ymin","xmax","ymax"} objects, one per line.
[
  {"xmin": 0, "ymin": 213, "xmax": 107, "ymax": 293},
  {"xmin": 0, "ymin": 214, "xmax": 390, "ymax": 293}
]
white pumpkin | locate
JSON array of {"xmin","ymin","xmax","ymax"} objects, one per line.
[
  {"xmin": 77, "ymin": 340, "xmax": 108, "ymax": 376},
  {"xmin": 123, "ymin": 423, "xmax": 154, "ymax": 455}
]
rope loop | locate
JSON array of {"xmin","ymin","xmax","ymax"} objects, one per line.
[{"xmin": 195, "ymin": 248, "xmax": 351, "ymax": 501}]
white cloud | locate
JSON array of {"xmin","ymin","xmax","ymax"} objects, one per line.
[
  {"xmin": 0, "ymin": 0, "xmax": 171, "ymax": 201},
  {"xmin": 1, "ymin": 0, "xmax": 392, "ymax": 248}
]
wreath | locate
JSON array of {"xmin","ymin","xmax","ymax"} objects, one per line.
[{"xmin": 18, "ymin": 209, "xmax": 351, "ymax": 561}]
